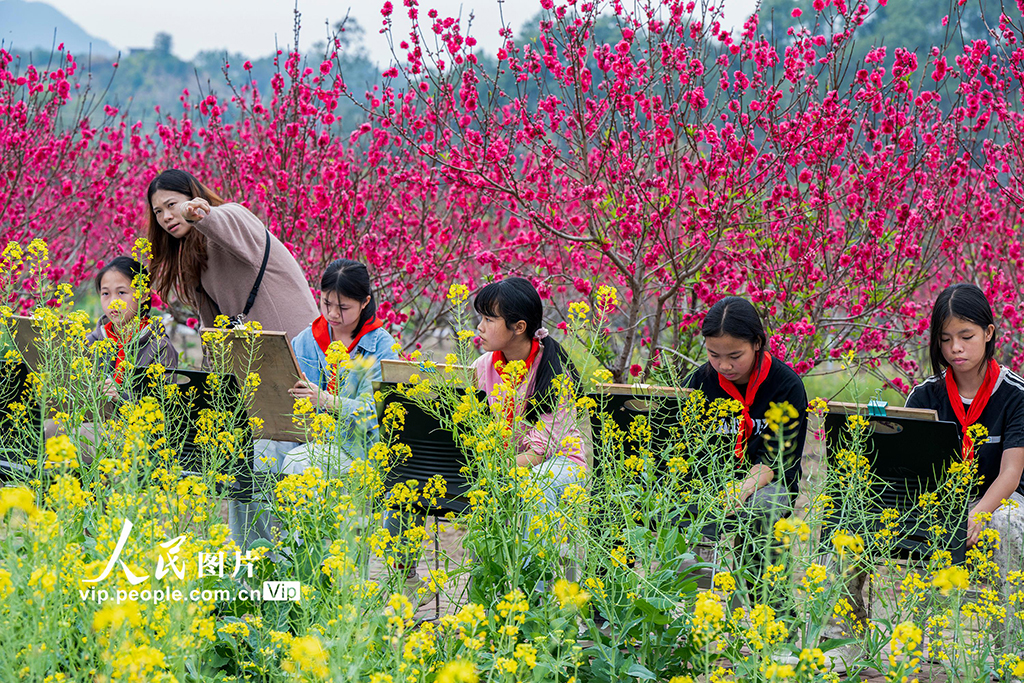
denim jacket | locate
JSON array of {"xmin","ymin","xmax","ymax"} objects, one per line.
[{"xmin": 290, "ymin": 325, "xmax": 398, "ymax": 459}]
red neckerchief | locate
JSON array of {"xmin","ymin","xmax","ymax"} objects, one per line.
[
  {"xmin": 945, "ymin": 358, "xmax": 999, "ymax": 461},
  {"xmin": 492, "ymin": 339, "xmax": 541, "ymax": 427},
  {"xmin": 104, "ymin": 317, "xmax": 150, "ymax": 385},
  {"xmin": 310, "ymin": 315, "xmax": 386, "ymax": 392},
  {"xmin": 346, "ymin": 316, "xmax": 385, "ymax": 353},
  {"xmin": 717, "ymin": 352, "xmax": 772, "ymax": 461}
]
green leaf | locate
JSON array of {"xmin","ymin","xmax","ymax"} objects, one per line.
[
  {"xmin": 624, "ymin": 662, "xmax": 657, "ymax": 680},
  {"xmin": 633, "ymin": 598, "xmax": 672, "ymax": 625}
]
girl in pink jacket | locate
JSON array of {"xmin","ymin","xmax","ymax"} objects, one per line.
[
  {"xmin": 385, "ymin": 278, "xmax": 588, "ymax": 581},
  {"xmin": 471, "ymin": 277, "xmax": 588, "ymax": 475}
]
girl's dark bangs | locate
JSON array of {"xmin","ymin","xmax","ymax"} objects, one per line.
[{"xmin": 473, "ymin": 286, "xmax": 501, "ymax": 318}]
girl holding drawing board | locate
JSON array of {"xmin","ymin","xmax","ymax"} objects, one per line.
[
  {"xmin": 285, "ymin": 259, "xmax": 398, "ymax": 474},
  {"xmin": 384, "ymin": 276, "xmax": 588, "ymax": 579}
]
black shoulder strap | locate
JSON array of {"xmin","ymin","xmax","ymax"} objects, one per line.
[
  {"xmin": 195, "ymin": 229, "xmax": 271, "ymax": 322},
  {"xmin": 242, "ymin": 229, "xmax": 272, "ymax": 318}
]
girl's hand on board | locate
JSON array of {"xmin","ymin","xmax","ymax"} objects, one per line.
[
  {"xmin": 102, "ymin": 377, "xmax": 120, "ymax": 400},
  {"xmin": 289, "ymin": 378, "xmax": 338, "ymax": 412},
  {"xmin": 966, "ymin": 504, "xmax": 986, "ymax": 547}
]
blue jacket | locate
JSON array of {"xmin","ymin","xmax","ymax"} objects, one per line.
[{"xmin": 290, "ymin": 324, "xmax": 398, "ymax": 459}]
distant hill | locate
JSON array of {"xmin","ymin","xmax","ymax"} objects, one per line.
[
  {"xmin": 0, "ymin": 0, "xmax": 118, "ymax": 58},
  {"xmin": 0, "ymin": 3, "xmax": 385, "ymax": 132}
]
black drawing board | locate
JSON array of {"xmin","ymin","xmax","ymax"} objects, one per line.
[
  {"xmin": 824, "ymin": 404, "xmax": 966, "ymax": 562},
  {"xmin": 378, "ymin": 360, "xmax": 481, "ymax": 515},
  {"xmin": 127, "ymin": 367, "xmax": 258, "ymax": 500}
]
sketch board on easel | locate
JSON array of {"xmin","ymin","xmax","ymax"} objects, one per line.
[
  {"xmin": 201, "ymin": 328, "xmax": 306, "ymax": 442},
  {"xmin": 0, "ymin": 316, "xmax": 41, "ymax": 369}
]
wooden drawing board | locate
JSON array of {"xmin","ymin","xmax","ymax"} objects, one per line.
[
  {"xmin": 201, "ymin": 328, "xmax": 305, "ymax": 442},
  {"xmin": 380, "ymin": 358, "xmax": 475, "ymax": 384},
  {"xmin": 828, "ymin": 401, "xmax": 938, "ymax": 421},
  {"xmin": 593, "ymin": 382, "xmax": 690, "ymax": 397},
  {"xmin": 1, "ymin": 315, "xmax": 41, "ymax": 369}
]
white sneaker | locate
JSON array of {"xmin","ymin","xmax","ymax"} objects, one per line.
[
  {"xmin": 823, "ymin": 642, "xmax": 863, "ymax": 675},
  {"xmin": 770, "ymin": 651, "xmax": 800, "ymax": 665},
  {"xmin": 402, "ymin": 572, "xmax": 437, "ymax": 608}
]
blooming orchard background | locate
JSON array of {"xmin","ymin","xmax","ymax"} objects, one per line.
[{"xmin": 1, "ymin": 0, "xmax": 1022, "ymax": 386}]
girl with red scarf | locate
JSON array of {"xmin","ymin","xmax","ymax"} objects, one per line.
[
  {"xmin": 685, "ymin": 297, "xmax": 808, "ymax": 518},
  {"xmin": 287, "ymin": 259, "xmax": 397, "ymax": 474},
  {"xmin": 384, "ymin": 277, "xmax": 587, "ymax": 581},
  {"xmin": 683, "ymin": 297, "xmax": 809, "ymax": 662},
  {"xmin": 53, "ymin": 257, "xmax": 178, "ymax": 460},
  {"xmin": 471, "ymin": 278, "xmax": 587, "ymax": 471},
  {"xmin": 86, "ymin": 256, "xmax": 179, "ymax": 391},
  {"xmin": 906, "ymin": 284, "xmax": 1024, "ymax": 551}
]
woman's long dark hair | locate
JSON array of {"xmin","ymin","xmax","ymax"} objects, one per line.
[
  {"xmin": 147, "ymin": 169, "xmax": 225, "ymax": 308},
  {"xmin": 700, "ymin": 296, "xmax": 768, "ymax": 379},
  {"xmin": 474, "ymin": 277, "xmax": 578, "ymax": 419},
  {"xmin": 321, "ymin": 259, "xmax": 377, "ymax": 336},
  {"xmin": 929, "ymin": 283, "xmax": 996, "ymax": 376},
  {"xmin": 96, "ymin": 256, "xmax": 153, "ymax": 318}
]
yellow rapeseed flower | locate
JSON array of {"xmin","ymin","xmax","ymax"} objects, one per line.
[
  {"xmin": 773, "ymin": 517, "xmax": 810, "ymax": 547},
  {"xmin": 132, "ymin": 237, "xmax": 153, "ymax": 263},
  {"xmin": 568, "ymin": 300, "xmax": 590, "ymax": 324},
  {"xmin": 93, "ymin": 602, "xmax": 143, "ymax": 632},
  {"xmin": 44, "ymin": 434, "xmax": 79, "ymax": 469},
  {"xmin": 447, "ymin": 283, "xmax": 470, "ymax": 306},
  {"xmin": 436, "ymin": 660, "xmax": 478, "ymax": 683},
  {"xmin": 0, "ymin": 568, "xmax": 12, "ymax": 598},
  {"xmin": 931, "ymin": 566, "xmax": 969, "ymax": 595},
  {"xmin": 595, "ymin": 285, "xmax": 619, "ymax": 312},
  {"xmin": 846, "ymin": 414, "xmax": 871, "ymax": 431},
  {"xmin": 282, "ymin": 635, "xmax": 329, "ymax": 679},
  {"xmin": 0, "ymin": 487, "xmax": 36, "ymax": 518},
  {"xmin": 2, "ymin": 241, "xmax": 24, "ymax": 268},
  {"xmin": 831, "ymin": 530, "xmax": 865, "ymax": 559},
  {"xmin": 552, "ymin": 579, "xmax": 590, "ymax": 611}
]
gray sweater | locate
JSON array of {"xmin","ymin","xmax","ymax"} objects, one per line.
[
  {"xmin": 86, "ymin": 316, "xmax": 180, "ymax": 371},
  {"xmin": 194, "ymin": 203, "xmax": 318, "ymax": 339}
]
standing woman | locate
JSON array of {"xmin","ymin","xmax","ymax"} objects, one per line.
[
  {"xmin": 147, "ymin": 169, "xmax": 318, "ymax": 337},
  {"xmin": 146, "ymin": 169, "xmax": 319, "ymax": 548}
]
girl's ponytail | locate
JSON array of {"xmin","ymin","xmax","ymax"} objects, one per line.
[{"xmin": 528, "ymin": 333, "xmax": 579, "ymax": 421}]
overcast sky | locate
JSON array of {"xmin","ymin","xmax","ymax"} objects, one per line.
[{"xmin": 41, "ymin": 0, "xmax": 760, "ymax": 66}]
